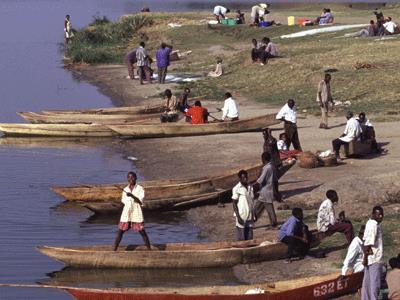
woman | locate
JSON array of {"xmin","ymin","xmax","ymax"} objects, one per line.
[{"xmin": 64, "ymin": 15, "xmax": 74, "ymax": 44}]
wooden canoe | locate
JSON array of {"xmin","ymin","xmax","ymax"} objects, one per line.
[
  {"xmin": 17, "ymin": 111, "xmax": 163, "ymax": 125},
  {"xmin": 37, "ymin": 231, "xmax": 322, "ymax": 269},
  {"xmin": 106, "ymin": 114, "xmax": 279, "ymax": 138},
  {"xmin": 0, "ymin": 123, "xmax": 117, "ymax": 137},
  {"xmin": 61, "ymin": 272, "xmax": 363, "ymax": 300},
  {"xmin": 41, "ymin": 104, "xmax": 164, "ymax": 115},
  {"xmin": 52, "ymin": 162, "xmax": 294, "ymax": 212}
]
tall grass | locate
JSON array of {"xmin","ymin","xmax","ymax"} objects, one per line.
[{"xmin": 66, "ymin": 14, "xmax": 153, "ymax": 64}]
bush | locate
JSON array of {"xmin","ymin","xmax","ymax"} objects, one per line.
[{"xmin": 66, "ymin": 14, "xmax": 153, "ymax": 63}]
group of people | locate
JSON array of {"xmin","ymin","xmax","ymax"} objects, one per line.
[
  {"xmin": 125, "ymin": 41, "xmax": 173, "ymax": 85},
  {"xmin": 213, "ymin": 3, "xmax": 275, "ymax": 26},
  {"xmin": 348, "ymin": 13, "xmax": 399, "ymax": 38},
  {"xmin": 251, "ymin": 37, "xmax": 279, "ymax": 65}
]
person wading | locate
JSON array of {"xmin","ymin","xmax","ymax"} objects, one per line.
[{"xmin": 114, "ymin": 172, "xmax": 151, "ymax": 251}]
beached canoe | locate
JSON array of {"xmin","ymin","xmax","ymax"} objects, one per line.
[
  {"xmin": 52, "ymin": 162, "xmax": 294, "ymax": 210},
  {"xmin": 17, "ymin": 111, "xmax": 163, "ymax": 125},
  {"xmin": 0, "ymin": 123, "xmax": 117, "ymax": 137},
  {"xmin": 61, "ymin": 272, "xmax": 363, "ymax": 300},
  {"xmin": 37, "ymin": 231, "xmax": 323, "ymax": 269},
  {"xmin": 106, "ymin": 114, "xmax": 279, "ymax": 138},
  {"xmin": 41, "ymin": 104, "xmax": 164, "ymax": 115}
]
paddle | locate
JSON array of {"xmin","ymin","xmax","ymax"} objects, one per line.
[
  {"xmin": 117, "ymin": 187, "xmax": 143, "ymax": 207},
  {"xmin": 208, "ymin": 114, "xmax": 222, "ymax": 122}
]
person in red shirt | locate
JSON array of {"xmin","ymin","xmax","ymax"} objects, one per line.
[{"xmin": 186, "ymin": 101, "xmax": 208, "ymax": 124}]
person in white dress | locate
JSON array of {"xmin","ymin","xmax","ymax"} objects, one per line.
[{"xmin": 342, "ymin": 225, "xmax": 365, "ymax": 275}]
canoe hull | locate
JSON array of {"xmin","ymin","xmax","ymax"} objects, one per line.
[
  {"xmin": 107, "ymin": 114, "xmax": 278, "ymax": 138},
  {"xmin": 63, "ymin": 272, "xmax": 363, "ymax": 300},
  {"xmin": 41, "ymin": 105, "xmax": 164, "ymax": 115}
]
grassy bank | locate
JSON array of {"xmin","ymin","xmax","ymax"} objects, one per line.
[{"xmin": 67, "ymin": 4, "xmax": 400, "ymax": 115}]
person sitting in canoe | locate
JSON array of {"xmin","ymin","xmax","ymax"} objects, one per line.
[
  {"xmin": 113, "ymin": 172, "xmax": 151, "ymax": 251},
  {"xmin": 160, "ymin": 89, "xmax": 179, "ymax": 123},
  {"xmin": 185, "ymin": 100, "xmax": 209, "ymax": 124},
  {"xmin": 278, "ymin": 207, "xmax": 311, "ymax": 263},
  {"xmin": 218, "ymin": 92, "xmax": 239, "ymax": 122},
  {"xmin": 232, "ymin": 170, "xmax": 255, "ymax": 241},
  {"xmin": 341, "ymin": 225, "xmax": 365, "ymax": 275}
]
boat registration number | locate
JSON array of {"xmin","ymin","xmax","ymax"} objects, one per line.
[{"xmin": 313, "ymin": 277, "xmax": 349, "ymax": 298}]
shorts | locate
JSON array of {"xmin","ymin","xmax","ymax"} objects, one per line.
[{"xmin": 118, "ymin": 222, "xmax": 144, "ymax": 232}]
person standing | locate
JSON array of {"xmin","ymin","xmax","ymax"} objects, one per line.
[
  {"xmin": 341, "ymin": 225, "xmax": 365, "ymax": 275},
  {"xmin": 124, "ymin": 49, "xmax": 137, "ymax": 80},
  {"xmin": 361, "ymin": 206, "xmax": 384, "ymax": 300},
  {"xmin": 113, "ymin": 172, "xmax": 151, "ymax": 251},
  {"xmin": 64, "ymin": 14, "xmax": 74, "ymax": 44},
  {"xmin": 262, "ymin": 128, "xmax": 281, "ymax": 168},
  {"xmin": 136, "ymin": 42, "xmax": 152, "ymax": 85},
  {"xmin": 317, "ymin": 190, "xmax": 354, "ymax": 244},
  {"xmin": 316, "ymin": 73, "xmax": 334, "ymax": 129},
  {"xmin": 278, "ymin": 207, "xmax": 310, "ymax": 263},
  {"xmin": 220, "ymin": 92, "xmax": 239, "ymax": 121},
  {"xmin": 331, "ymin": 111, "xmax": 362, "ymax": 160},
  {"xmin": 232, "ymin": 170, "xmax": 254, "ymax": 241},
  {"xmin": 253, "ymin": 152, "xmax": 280, "ymax": 227},
  {"xmin": 156, "ymin": 42, "xmax": 173, "ymax": 84},
  {"xmin": 276, "ymin": 99, "xmax": 302, "ymax": 151}
]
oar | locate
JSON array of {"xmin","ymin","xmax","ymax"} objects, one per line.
[
  {"xmin": 117, "ymin": 186, "xmax": 143, "ymax": 207},
  {"xmin": 208, "ymin": 114, "xmax": 222, "ymax": 122}
]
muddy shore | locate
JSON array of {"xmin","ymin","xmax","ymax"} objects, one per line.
[{"xmin": 70, "ymin": 62, "xmax": 400, "ymax": 284}]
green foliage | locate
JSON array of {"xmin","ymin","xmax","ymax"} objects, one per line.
[{"xmin": 66, "ymin": 15, "xmax": 153, "ymax": 63}]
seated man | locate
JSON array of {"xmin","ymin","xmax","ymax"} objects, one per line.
[
  {"xmin": 160, "ymin": 89, "xmax": 179, "ymax": 123},
  {"xmin": 213, "ymin": 5, "xmax": 230, "ymax": 23},
  {"xmin": 235, "ymin": 10, "xmax": 245, "ymax": 24},
  {"xmin": 220, "ymin": 92, "xmax": 239, "ymax": 121},
  {"xmin": 260, "ymin": 37, "xmax": 278, "ymax": 65},
  {"xmin": 317, "ymin": 190, "xmax": 354, "ymax": 245},
  {"xmin": 341, "ymin": 225, "xmax": 365, "ymax": 275},
  {"xmin": 387, "ymin": 256, "xmax": 400, "ymax": 300},
  {"xmin": 278, "ymin": 207, "xmax": 310, "ymax": 263},
  {"xmin": 357, "ymin": 112, "xmax": 381, "ymax": 153},
  {"xmin": 177, "ymin": 87, "xmax": 191, "ymax": 113},
  {"xmin": 331, "ymin": 111, "xmax": 362, "ymax": 160},
  {"xmin": 185, "ymin": 100, "xmax": 208, "ymax": 124},
  {"xmin": 383, "ymin": 17, "xmax": 399, "ymax": 35}
]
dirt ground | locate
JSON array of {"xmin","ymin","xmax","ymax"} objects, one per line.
[{"xmin": 70, "ymin": 61, "xmax": 400, "ymax": 286}]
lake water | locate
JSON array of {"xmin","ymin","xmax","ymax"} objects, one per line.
[{"xmin": 0, "ymin": 0, "xmax": 390, "ymax": 299}]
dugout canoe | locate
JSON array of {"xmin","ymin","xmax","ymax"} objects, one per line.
[
  {"xmin": 17, "ymin": 111, "xmax": 163, "ymax": 125},
  {"xmin": 52, "ymin": 162, "xmax": 293, "ymax": 208},
  {"xmin": 106, "ymin": 114, "xmax": 279, "ymax": 138},
  {"xmin": 0, "ymin": 123, "xmax": 117, "ymax": 137},
  {"xmin": 37, "ymin": 231, "xmax": 323, "ymax": 269},
  {"xmin": 41, "ymin": 104, "xmax": 164, "ymax": 115},
  {"xmin": 61, "ymin": 272, "xmax": 363, "ymax": 300},
  {"xmin": 0, "ymin": 272, "xmax": 363, "ymax": 300}
]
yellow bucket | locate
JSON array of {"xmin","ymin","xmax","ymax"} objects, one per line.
[{"xmin": 288, "ymin": 16, "xmax": 295, "ymax": 26}]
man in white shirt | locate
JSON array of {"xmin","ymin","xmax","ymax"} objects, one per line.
[
  {"xmin": 383, "ymin": 17, "xmax": 398, "ymax": 35},
  {"xmin": 342, "ymin": 225, "xmax": 365, "ymax": 275},
  {"xmin": 331, "ymin": 111, "xmax": 362, "ymax": 160},
  {"xmin": 260, "ymin": 37, "xmax": 278, "ymax": 65},
  {"xmin": 220, "ymin": 92, "xmax": 239, "ymax": 121},
  {"xmin": 361, "ymin": 205, "xmax": 384, "ymax": 300},
  {"xmin": 113, "ymin": 172, "xmax": 151, "ymax": 251},
  {"xmin": 317, "ymin": 190, "xmax": 354, "ymax": 244},
  {"xmin": 276, "ymin": 99, "xmax": 302, "ymax": 151},
  {"xmin": 232, "ymin": 170, "xmax": 254, "ymax": 241},
  {"xmin": 213, "ymin": 5, "xmax": 230, "ymax": 23}
]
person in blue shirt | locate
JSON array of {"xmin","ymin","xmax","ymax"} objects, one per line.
[{"xmin": 278, "ymin": 207, "xmax": 310, "ymax": 263}]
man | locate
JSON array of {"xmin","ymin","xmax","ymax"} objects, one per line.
[
  {"xmin": 276, "ymin": 99, "xmax": 302, "ymax": 151},
  {"xmin": 185, "ymin": 100, "xmax": 208, "ymax": 124},
  {"xmin": 253, "ymin": 152, "xmax": 280, "ymax": 227},
  {"xmin": 260, "ymin": 37, "xmax": 278, "ymax": 65},
  {"xmin": 114, "ymin": 172, "xmax": 151, "ymax": 251},
  {"xmin": 278, "ymin": 207, "xmax": 310, "ymax": 263},
  {"xmin": 331, "ymin": 111, "xmax": 362, "ymax": 160},
  {"xmin": 124, "ymin": 48, "xmax": 137, "ymax": 80},
  {"xmin": 136, "ymin": 42, "xmax": 152, "ymax": 85},
  {"xmin": 160, "ymin": 89, "xmax": 178, "ymax": 123},
  {"xmin": 316, "ymin": 73, "xmax": 333, "ymax": 129},
  {"xmin": 387, "ymin": 256, "xmax": 400, "ymax": 300},
  {"xmin": 357, "ymin": 112, "xmax": 380, "ymax": 153},
  {"xmin": 383, "ymin": 17, "xmax": 399, "ymax": 35},
  {"xmin": 232, "ymin": 170, "xmax": 254, "ymax": 241},
  {"xmin": 262, "ymin": 128, "xmax": 281, "ymax": 168},
  {"xmin": 317, "ymin": 190, "xmax": 354, "ymax": 244},
  {"xmin": 361, "ymin": 206, "xmax": 384, "ymax": 300},
  {"xmin": 250, "ymin": 3, "xmax": 268, "ymax": 26},
  {"xmin": 342, "ymin": 225, "xmax": 365, "ymax": 275},
  {"xmin": 220, "ymin": 92, "xmax": 239, "ymax": 121},
  {"xmin": 213, "ymin": 5, "xmax": 230, "ymax": 23},
  {"xmin": 156, "ymin": 42, "xmax": 173, "ymax": 84},
  {"xmin": 177, "ymin": 87, "xmax": 191, "ymax": 113}
]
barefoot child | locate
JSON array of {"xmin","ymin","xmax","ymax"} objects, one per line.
[{"xmin": 114, "ymin": 172, "xmax": 151, "ymax": 251}]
